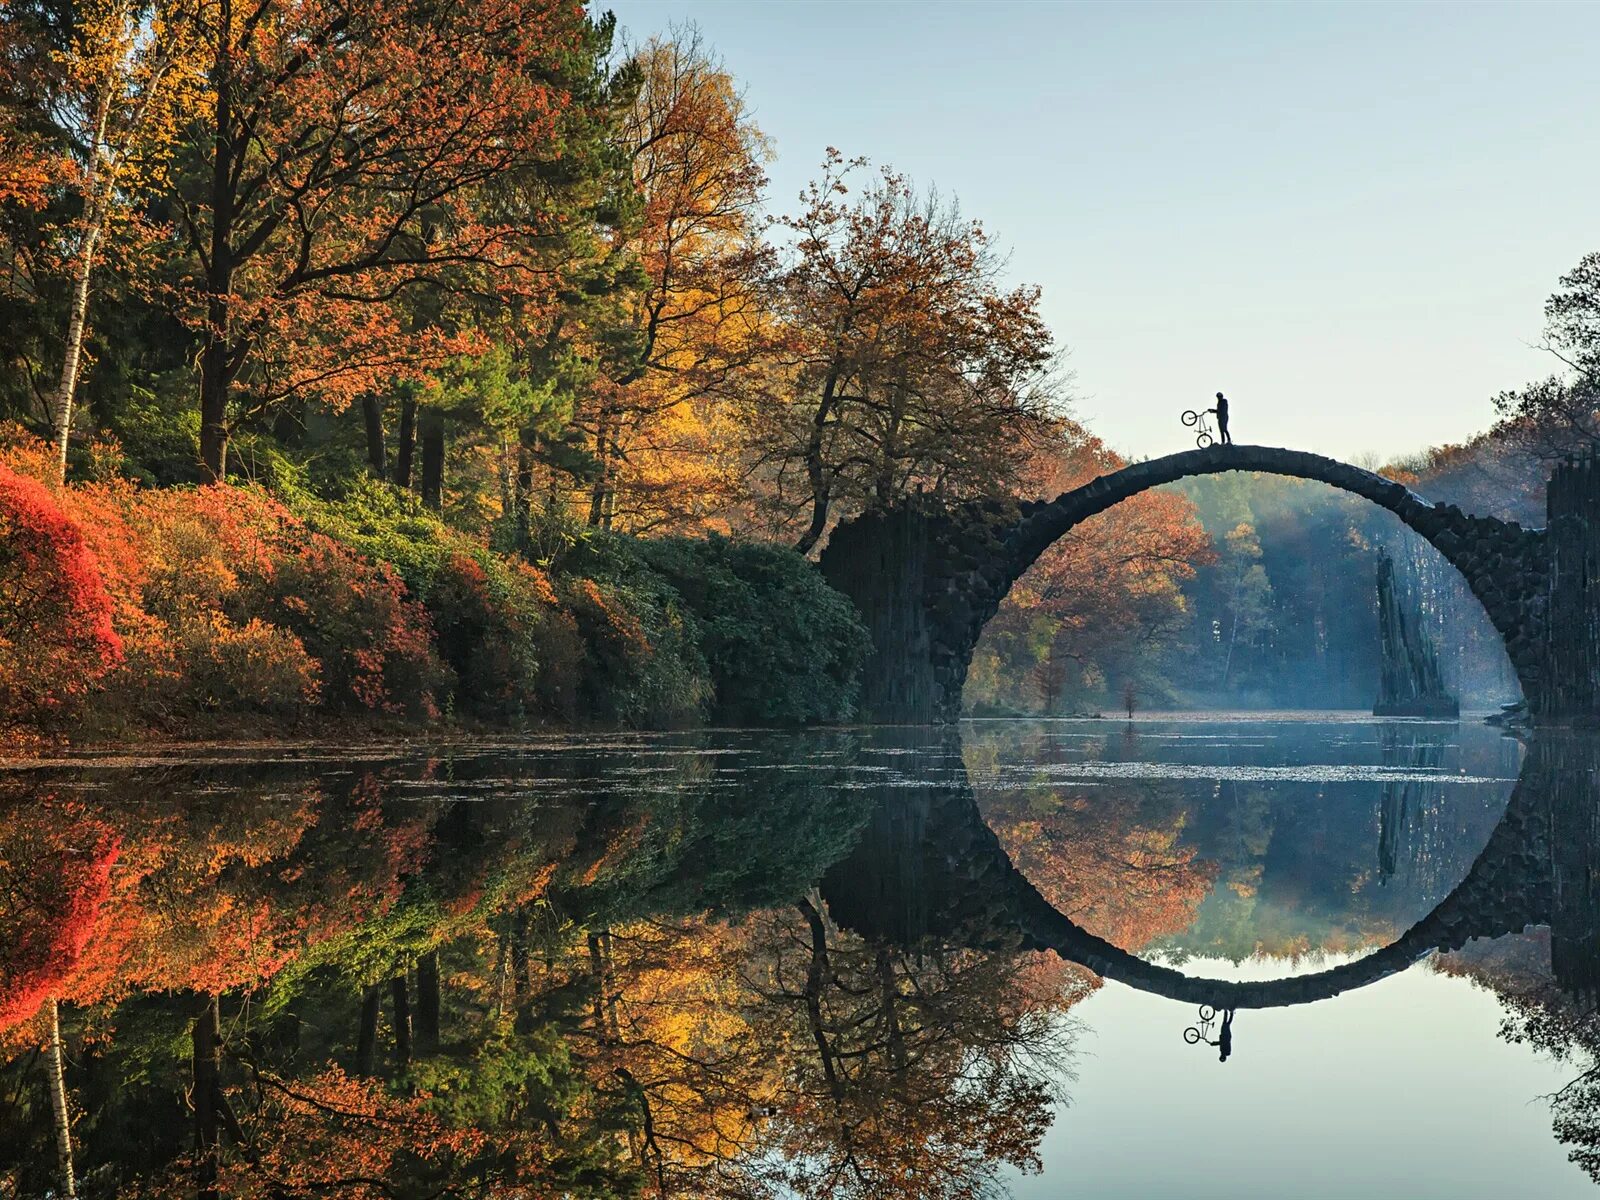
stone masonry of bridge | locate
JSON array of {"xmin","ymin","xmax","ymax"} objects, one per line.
[{"xmin": 820, "ymin": 444, "xmax": 1567, "ymax": 723}]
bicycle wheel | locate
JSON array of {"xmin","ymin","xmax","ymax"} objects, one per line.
[
  {"xmin": 1183, "ymin": 1027, "xmax": 1202, "ymax": 1044},
  {"xmin": 1181, "ymin": 409, "xmax": 1200, "ymax": 427},
  {"xmin": 1196, "ymin": 432, "xmax": 1213, "ymax": 449}
]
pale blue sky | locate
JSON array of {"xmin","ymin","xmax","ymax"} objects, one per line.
[{"xmin": 604, "ymin": 0, "xmax": 1600, "ymax": 464}]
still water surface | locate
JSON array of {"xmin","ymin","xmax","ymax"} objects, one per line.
[{"xmin": 2, "ymin": 715, "xmax": 1596, "ymax": 1197}]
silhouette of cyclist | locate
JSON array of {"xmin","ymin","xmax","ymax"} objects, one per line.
[
  {"xmin": 1218, "ymin": 1008, "xmax": 1235, "ymax": 1062},
  {"xmin": 1210, "ymin": 392, "xmax": 1232, "ymax": 445}
]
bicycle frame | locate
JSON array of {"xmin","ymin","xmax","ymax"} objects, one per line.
[{"xmin": 1181, "ymin": 409, "xmax": 1215, "ymax": 449}]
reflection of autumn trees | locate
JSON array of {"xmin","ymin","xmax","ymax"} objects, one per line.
[
  {"xmin": 965, "ymin": 722, "xmax": 1517, "ymax": 966},
  {"xmin": 742, "ymin": 899, "xmax": 1085, "ymax": 1200},
  {"xmin": 0, "ymin": 752, "xmax": 1084, "ymax": 1198},
  {"xmin": 966, "ymin": 753, "xmax": 1216, "ymax": 953}
]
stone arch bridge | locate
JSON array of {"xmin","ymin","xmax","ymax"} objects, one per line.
[{"xmin": 820, "ymin": 444, "xmax": 1600, "ymax": 724}]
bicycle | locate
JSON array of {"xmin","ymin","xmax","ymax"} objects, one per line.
[
  {"xmin": 1181, "ymin": 409, "xmax": 1215, "ymax": 449},
  {"xmin": 1182, "ymin": 1004, "xmax": 1218, "ymax": 1045}
]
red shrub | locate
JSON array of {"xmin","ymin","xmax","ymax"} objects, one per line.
[
  {"xmin": 0, "ymin": 464, "xmax": 123, "ymax": 724},
  {"xmin": 0, "ymin": 815, "xmax": 121, "ymax": 1033}
]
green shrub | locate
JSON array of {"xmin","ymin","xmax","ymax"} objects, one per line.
[
  {"xmin": 632, "ymin": 536, "xmax": 869, "ymax": 724},
  {"xmin": 561, "ymin": 571, "xmax": 711, "ymax": 728},
  {"xmin": 284, "ymin": 481, "xmax": 581, "ymax": 723}
]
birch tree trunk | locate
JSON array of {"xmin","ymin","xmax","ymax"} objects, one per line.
[
  {"xmin": 50, "ymin": 90, "xmax": 112, "ymax": 481},
  {"xmin": 46, "ymin": 997, "xmax": 77, "ymax": 1199}
]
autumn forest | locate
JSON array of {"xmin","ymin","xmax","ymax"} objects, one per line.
[
  {"xmin": 4, "ymin": 0, "xmax": 1600, "ymax": 738},
  {"xmin": 8, "ymin": 1, "xmax": 1600, "ymax": 1196}
]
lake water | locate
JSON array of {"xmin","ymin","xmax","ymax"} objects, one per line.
[{"xmin": 2, "ymin": 715, "xmax": 1596, "ymax": 1197}]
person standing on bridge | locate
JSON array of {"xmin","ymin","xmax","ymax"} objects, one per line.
[{"xmin": 1210, "ymin": 392, "xmax": 1232, "ymax": 445}]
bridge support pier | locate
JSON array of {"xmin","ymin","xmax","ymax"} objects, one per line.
[
  {"xmin": 1541, "ymin": 455, "xmax": 1600, "ymax": 725},
  {"xmin": 821, "ymin": 500, "xmax": 1019, "ymax": 723}
]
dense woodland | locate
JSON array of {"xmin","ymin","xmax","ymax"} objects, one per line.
[{"xmin": 4, "ymin": 0, "xmax": 1600, "ymax": 740}]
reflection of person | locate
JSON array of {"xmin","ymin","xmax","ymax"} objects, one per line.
[
  {"xmin": 1218, "ymin": 1008, "xmax": 1235, "ymax": 1062},
  {"xmin": 1210, "ymin": 392, "xmax": 1232, "ymax": 445}
]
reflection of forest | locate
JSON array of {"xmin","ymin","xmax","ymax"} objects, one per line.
[
  {"xmin": 5, "ymin": 723, "xmax": 1585, "ymax": 1197},
  {"xmin": 0, "ymin": 738, "xmax": 1085, "ymax": 1199},
  {"xmin": 1443, "ymin": 931, "xmax": 1600, "ymax": 1184},
  {"xmin": 966, "ymin": 722, "xmax": 1518, "ymax": 964}
]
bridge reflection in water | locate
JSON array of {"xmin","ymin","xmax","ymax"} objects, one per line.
[{"xmin": 824, "ymin": 730, "xmax": 1599, "ymax": 1011}]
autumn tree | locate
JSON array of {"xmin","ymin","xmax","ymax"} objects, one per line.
[
  {"xmin": 754, "ymin": 151, "xmax": 1064, "ymax": 552},
  {"xmin": 582, "ymin": 27, "xmax": 772, "ymax": 532},
  {"xmin": 163, "ymin": 0, "xmax": 600, "ymax": 477},
  {"xmin": 363, "ymin": 14, "xmax": 642, "ymax": 528},
  {"xmin": 1491, "ymin": 251, "xmax": 1600, "ymax": 460},
  {"xmin": 967, "ymin": 431, "xmax": 1213, "ymax": 713}
]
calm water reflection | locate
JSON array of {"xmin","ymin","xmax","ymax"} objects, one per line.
[{"xmin": 0, "ymin": 716, "xmax": 1595, "ymax": 1197}]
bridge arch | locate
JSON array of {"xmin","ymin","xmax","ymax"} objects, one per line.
[{"xmin": 820, "ymin": 443, "xmax": 1549, "ymax": 723}]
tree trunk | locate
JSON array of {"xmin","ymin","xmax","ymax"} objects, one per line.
[
  {"xmin": 587, "ymin": 931, "xmax": 611, "ymax": 1043},
  {"xmin": 50, "ymin": 218, "xmax": 104, "ymax": 481},
  {"xmin": 394, "ymin": 398, "xmax": 417, "ymax": 488},
  {"xmin": 587, "ymin": 413, "xmax": 611, "ymax": 527},
  {"xmin": 361, "ymin": 395, "xmax": 387, "ymax": 480},
  {"xmin": 198, "ymin": 3, "xmax": 236, "ymax": 481},
  {"xmin": 797, "ymin": 898, "xmax": 842, "ymax": 1097},
  {"xmin": 270, "ymin": 399, "xmax": 303, "ymax": 447},
  {"xmin": 415, "ymin": 953, "xmax": 441, "ymax": 1054},
  {"xmin": 876, "ymin": 948, "xmax": 908, "ymax": 1074},
  {"xmin": 355, "ymin": 984, "xmax": 381, "ymax": 1076},
  {"xmin": 49, "ymin": 85, "xmax": 113, "ymax": 481},
  {"xmin": 193, "ymin": 995, "xmax": 222, "ymax": 1200},
  {"xmin": 510, "ymin": 909, "xmax": 529, "ymax": 1001},
  {"xmin": 419, "ymin": 407, "xmax": 445, "ymax": 511},
  {"xmin": 46, "ymin": 998, "xmax": 76, "ymax": 1199},
  {"xmin": 514, "ymin": 430, "xmax": 536, "ymax": 551},
  {"xmin": 389, "ymin": 974, "xmax": 412, "ymax": 1066},
  {"xmin": 198, "ymin": 343, "xmax": 231, "ymax": 480},
  {"xmin": 498, "ymin": 437, "xmax": 515, "ymax": 518},
  {"xmin": 795, "ymin": 371, "xmax": 844, "ymax": 555}
]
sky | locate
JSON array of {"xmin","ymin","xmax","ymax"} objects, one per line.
[
  {"xmin": 1011, "ymin": 960, "xmax": 1590, "ymax": 1199},
  {"xmin": 603, "ymin": 0, "xmax": 1600, "ymax": 465}
]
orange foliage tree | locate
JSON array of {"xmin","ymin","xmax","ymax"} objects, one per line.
[
  {"xmin": 968, "ymin": 430, "xmax": 1214, "ymax": 713},
  {"xmin": 754, "ymin": 151, "xmax": 1064, "ymax": 552},
  {"xmin": 165, "ymin": 0, "xmax": 594, "ymax": 476},
  {"xmin": 586, "ymin": 29, "xmax": 773, "ymax": 532}
]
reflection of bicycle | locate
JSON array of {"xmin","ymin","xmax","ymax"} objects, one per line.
[
  {"xmin": 1182, "ymin": 409, "xmax": 1214, "ymax": 448},
  {"xmin": 1183, "ymin": 1004, "xmax": 1218, "ymax": 1045}
]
